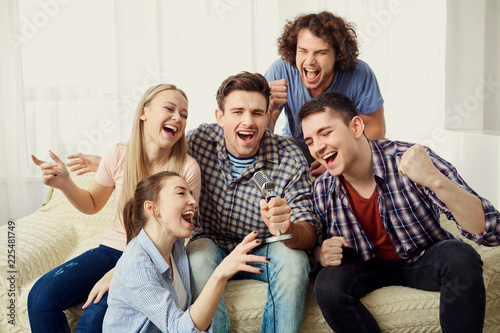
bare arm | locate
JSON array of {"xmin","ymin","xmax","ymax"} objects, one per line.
[
  {"xmin": 267, "ymin": 79, "xmax": 288, "ymax": 132},
  {"xmin": 359, "ymin": 106, "xmax": 386, "ymax": 140},
  {"xmin": 283, "ymin": 222, "xmax": 316, "ymax": 251},
  {"xmin": 32, "ymin": 151, "xmax": 113, "ymax": 214},
  {"xmin": 398, "ymin": 144, "xmax": 486, "ymax": 235}
]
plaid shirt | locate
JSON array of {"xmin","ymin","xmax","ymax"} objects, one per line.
[
  {"xmin": 313, "ymin": 139, "xmax": 500, "ymax": 263},
  {"xmin": 187, "ymin": 123, "xmax": 321, "ymax": 252}
]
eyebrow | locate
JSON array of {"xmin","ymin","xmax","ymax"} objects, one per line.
[
  {"xmin": 163, "ymin": 101, "xmax": 188, "ymax": 113},
  {"xmin": 173, "ymin": 185, "xmax": 188, "ymax": 191},
  {"xmin": 297, "ymin": 46, "xmax": 330, "ymax": 53},
  {"xmin": 304, "ymin": 126, "xmax": 332, "ymax": 141},
  {"xmin": 229, "ymin": 107, "xmax": 265, "ymax": 113},
  {"xmin": 173, "ymin": 185, "xmax": 194, "ymax": 195}
]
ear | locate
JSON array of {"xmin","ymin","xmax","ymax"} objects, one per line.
[
  {"xmin": 140, "ymin": 105, "xmax": 149, "ymax": 121},
  {"xmin": 351, "ymin": 116, "xmax": 365, "ymax": 139},
  {"xmin": 215, "ymin": 109, "xmax": 224, "ymax": 128},
  {"xmin": 143, "ymin": 201, "xmax": 155, "ymax": 217}
]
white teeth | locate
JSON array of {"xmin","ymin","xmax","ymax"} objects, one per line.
[
  {"xmin": 305, "ymin": 68, "xmax": 318, "ymax": 72},
  {"xmin": 323, "ymin": 152, "xmax": 337, "ymax": 160},
  {"xmin": 182, "ymin": 211, "xmax": 194, "ymax": 216},
  {"xmin": 164, "ymin": 125, "xmax": 178, "ymax": 132},
  {"xmin": 238, "ymin": 131, "xmax": 253, "ymax": 135}
]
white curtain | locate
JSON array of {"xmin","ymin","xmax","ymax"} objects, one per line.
[{"xmin": 0, "ymin": 0, "xmax": 447, "ymax": 224}]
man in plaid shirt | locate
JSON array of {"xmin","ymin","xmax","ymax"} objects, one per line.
[
  {"xmin": 186, "ymin": 72, "xmax": 321, "ymax": 333},
  {"xmin": 299, "ymin": 91, "xmax": 500, "ymax": 333}
]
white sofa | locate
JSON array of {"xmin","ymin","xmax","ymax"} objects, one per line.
[{"xmin": 1, "ymin": 172, "xmax": 500, "ymax": 332}]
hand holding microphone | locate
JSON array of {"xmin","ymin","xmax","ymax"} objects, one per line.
[{"xmin": 252, "ymin": 171, "xmax": 293, "ymax": 243}]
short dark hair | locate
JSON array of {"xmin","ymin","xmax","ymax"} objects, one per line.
[
  {"xmin": 216, "ymin": 72, "xmax": 271, "ymax": 112},
  {"xmin": 278, "ymin": 11, "xmax": 359, "ymax": 72},
  {"xmin": 298, "ymin": 91, "xmax": 359, "ymax": 125}
]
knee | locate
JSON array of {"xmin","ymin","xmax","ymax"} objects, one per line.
[
  {"xmin": 269, "ymin": 245, "xmax": 310, "ymax": 285},
  {"xmin": 187, "ymin": 238, "xmax": 223, "ymax": 267},
  {"xmin": 437, "ymin": 240, "xmax": 483, "ymax": 271},
  {"xmin": 28, "ymin": 277, "xmax": 57, "ymax": 312},
  {"xmin": 186, "ymin": 238, "xmax": 225, "ymax": 285},
  {"xmin": 313, "ymin": 268, "xmax": 343, "ymax": 309}
]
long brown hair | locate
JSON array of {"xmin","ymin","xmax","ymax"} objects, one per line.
[
  {"xmin": 123, "ymin": 171, "xmax": 181, "ymax": 243},
  {"xmin": 120, "ymin": 84, "xmax": 188, "ymax": 214}
]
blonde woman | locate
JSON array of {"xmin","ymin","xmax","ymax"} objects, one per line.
[
  {"xmin": 103, "ymin": 171, "xmax": 268, "ymax": 332},
  {"xmin": 29, "ymin": 84, "xmax": 201, "ymax": 333}
]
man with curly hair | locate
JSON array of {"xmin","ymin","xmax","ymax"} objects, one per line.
[{"xmin": 265, "ymin": 11, "xmax": 385, "ymax": 176}]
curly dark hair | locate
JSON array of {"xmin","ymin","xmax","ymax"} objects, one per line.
[{"xmin": 278, "ymin": 11, "xmax": 359, "ymax": 72}]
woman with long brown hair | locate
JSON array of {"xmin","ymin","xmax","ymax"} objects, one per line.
[{"xmin": 103, "ymin": 171, "xmax": 267, "ymax": 332}]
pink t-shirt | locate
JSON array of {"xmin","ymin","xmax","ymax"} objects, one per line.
[{"xmin": 95, "ymin": 143, "xmax": 201, "ymax": 251}]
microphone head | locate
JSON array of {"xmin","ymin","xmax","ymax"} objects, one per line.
[
  {"xmin": 252, "ymin": 171, "xmax": 276, "ymax": 202},
  {"xmin": 252, "ymin": 170, "xmax": 293, "ymax": 242}
]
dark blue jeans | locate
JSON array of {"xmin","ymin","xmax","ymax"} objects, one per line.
[
  {"xmin": 28, "ymin": 245, "xmax": 122, "ymax": 333},
  {"xmin": 313, "ymin": 240, "xmax": 485, "ymax": 333}
]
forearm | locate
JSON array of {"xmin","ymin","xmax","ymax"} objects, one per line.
[
  {"xmin": 266, "ymin": 107, "xmax": 281, "ymax": 132},
  {"xmin": 360, "ymin": 107, "xmax": 386, "ymax": 140},
  {"xmin": 429, "ymin": 175, "xmax": 486, "ymax": 235},
  {"xmin": 363, "ymin": 122, "xmax": 386, "ymax": 140},
  {"xmin": 61, "ymin": 180, "xmax": 100, "ymax": 214},
  {"xmin": 189, "ymin": 270, "xmax": 227, "ymax": 331},
  {"xmin": 284, "ymin": 222, "xmax": 316, "ymax": 251}
]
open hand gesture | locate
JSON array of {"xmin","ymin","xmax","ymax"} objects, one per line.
[
  {"xmin": 66, "ymin": 153, "xmax": 101, "ymax": 175},
  {"xmin": 31, "ymin": 151, "xmax": 70, "ymax": 189},
  {"xmin": 213, "ymin": 231, "xmax": 270, "ymax": 281}
]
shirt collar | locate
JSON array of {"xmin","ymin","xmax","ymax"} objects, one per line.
[
  {"xmin": 208, "ymin": 124, "xmax": 280, "ymax": 168},
  {"xmin": 137, "ymin": 229, "xmax": 170, "ymax": 275},
  {"xmin": 320, "ymin": 138, "xmax": 387, "ymax": 196},
  {"xmin": 368, "ymin": 139, "xmax": 388, "ymax": 181}
]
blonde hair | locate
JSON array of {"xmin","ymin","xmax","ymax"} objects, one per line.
[{"xmin": 120, "ymin": 84, "xmax": 188, "ymax": 212}]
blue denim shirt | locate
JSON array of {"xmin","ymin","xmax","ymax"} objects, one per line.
[{"xmin": 103, "ymin": 229, "xmax": 211, "ymax": 332}]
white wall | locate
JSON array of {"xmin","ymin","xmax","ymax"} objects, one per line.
[
  {"xmin": 3, "ymin": 0, "xmax": 500, "ymax": 225},
  {"xmin": 439, "ymin": 0, "xmax": 500, "ymax": 208}
]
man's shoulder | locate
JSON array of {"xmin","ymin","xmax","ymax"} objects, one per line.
[
  {"xmin": 188, "ymin": 123, "xmax": 221, "ymax": 142},
  {"xmin": 314, "ymin": 170, "xmax": 336, "ymax": 189},
  {"xmin": 271, "ymin": 133, "xmax": 309, "ymax": 167},
  {"xmin": 373, "ymin": 139, "xmax": 416, "ymax": 156},
  {"xmin": 265, "ymin": 58, "xmax": 299, "ymax": 80}
]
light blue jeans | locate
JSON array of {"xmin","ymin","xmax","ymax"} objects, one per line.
[{"xmin": 186, "ymin": 238, "xmax": 310, "ymax": 333}]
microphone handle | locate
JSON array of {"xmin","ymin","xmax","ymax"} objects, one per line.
[{"xmin": 265, "ymin": 193, "xmax": 283, "ymax": 237}]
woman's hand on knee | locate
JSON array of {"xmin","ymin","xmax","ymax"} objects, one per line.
[
  {"xmin": 82, "ymin": 268, "xmax": 114, "ymax": 309},
  {"xmin": 213, "ymin": 231, "xmax": 270, "ymax": 281}
]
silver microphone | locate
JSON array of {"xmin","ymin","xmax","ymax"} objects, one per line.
[{"xmin": 252, "ymin": 171, "xmax": 293, "ymax": 243}]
